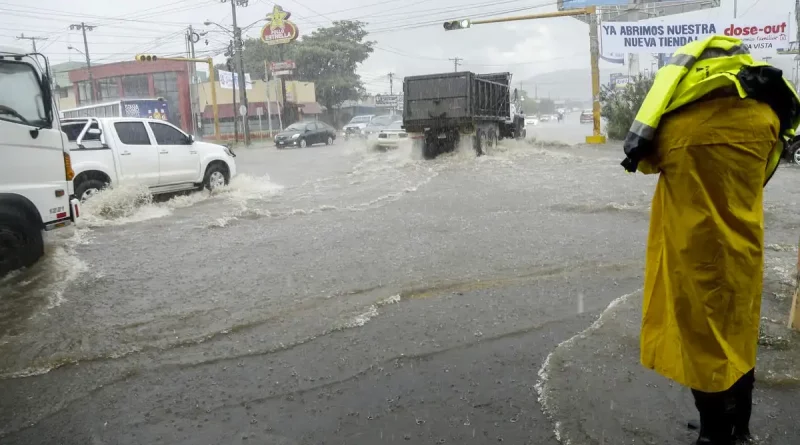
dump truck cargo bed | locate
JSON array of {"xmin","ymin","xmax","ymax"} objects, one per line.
[{"xmin": 402, "ymin": 71, "xmax": 511, "ymax": 132}]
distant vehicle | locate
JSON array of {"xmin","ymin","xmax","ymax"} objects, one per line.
[
  {"xmin": 580, "ymin": 109, "xmax": 594, "ymax": 124},
  {"xmin": 62, "ymin": 117, "xmax": 237, "ymax": 201},
  {"xmin": 61, "ymin": 98, "xmax": 172, "ymax": 122},
  {"xmin": 402, "ymin": 71, "xmax": 525, "ymax": 159},
  {"xmin": 360, "ymin": 114, "xmax": 402, "ymax": 139},
  {"xmin": 540, "ymin": 115, "xmax": 550, "ymax": 122},
  {"xmin": 785, "ymin": 134, "xmax": 800, "ymax": 164},
  {"xmin": 342, "ymin": 115, "xmax": 374, "ymax": 139},
  {"xmin": 275, "ymin": 121, "xmax": 336, "ymax": 149},
  {"xmin": 1, "ymin": 46, "xmax": 80, "ymax": 276},
  {"xmin": 525, "ymin": 116, "xmax": 539, "ymax": 126},
  {"xmin": 375, "ymin": 120, "xmax": 408, "ymax": 150}
]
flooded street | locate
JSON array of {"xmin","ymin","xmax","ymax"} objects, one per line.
[{"xmin": 2, "ymin": 119, "xmax": 799, "ymax": 444}]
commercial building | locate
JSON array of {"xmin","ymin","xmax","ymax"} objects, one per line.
[
  {"xmin": 197, "ymin": 78, "xmax": 323, "ymax": 140},
  {"xmin": 67, "ymin": 59, "xmax": 192, "ymax": 131},
  {"xmin": 60, "ymin": 59, "xmax": 324, "ymax": 139}
]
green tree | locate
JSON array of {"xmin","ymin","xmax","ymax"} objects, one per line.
[
  {"xmin": 292, "ymin": 20, "xmax": 374, "ymax": 113},
  {"xmin": 599, "ymin": 73, "xmax": 655, "ymax": 140},
  {"xmin": 236, "ymin": 20, "xmax": 373, "ymax": 124}
]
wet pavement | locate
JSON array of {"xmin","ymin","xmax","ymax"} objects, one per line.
[{"xmin": 1, "ymin": 116, "xmax": 799, "ymax": 444}]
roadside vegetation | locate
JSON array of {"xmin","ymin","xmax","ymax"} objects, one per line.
[{"xmin": 599, "ymin": 74, "xmax": 655, "ymax": 140}]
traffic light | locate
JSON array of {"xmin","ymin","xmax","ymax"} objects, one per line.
[
  {"xmin": 443, "ymin": 19, "xmax": 471, "ymax": 31},
  {"xmin": 135, "ymin": 54, "xmax": 158, "ymax": 62}
]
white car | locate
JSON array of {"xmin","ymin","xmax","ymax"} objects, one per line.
[
  {"xmin": 342, "ymin": 114, "xmax": 375, "ymax": 139},
  {"xmin": 63, "ymin": 117, "xmax": 237, "ymax": 201},
  {"xmin": 524, "ymin": 116, "xmax": 539, "ymax": 126},
  {"xmin": 375, "ymin": 120, "xmax": 408, "ymax": 150}
]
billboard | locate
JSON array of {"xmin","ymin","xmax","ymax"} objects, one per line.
[
  {"xmin": 559, "ymin": 0, "xmax": 628, "ymax": 10},
  {"xmin": 601, "ymin": 18, "xmax": 790, "ymax": 53},
  {"xmin": 122, "ymin": 100, "xmax": 171, "ymax": 121},
  {"xmin": 375, "ymin": 94, "xmax": 400, "ymax": 108},
  {"xmin": 261, "ymin": 5, "xmax": 299, "ymax": 45},
  {"xmin": 218, "ymin": 70, "xmax": 254, "ymax": 90}
]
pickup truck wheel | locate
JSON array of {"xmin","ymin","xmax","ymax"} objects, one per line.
[
  {"xmin": 0, "ymin": 207, "xmax": 43, "ymax": 276},
  {"xmin": 204, "ymin": 164, "xmax": 229, "ymax": 191},
  {"xmin": 299, "ymin": 138, "xmax": 307, "ymax": 148},
  {"xmin": 75, "ymin": 179, "xmax": 107, "ymax": 202}
]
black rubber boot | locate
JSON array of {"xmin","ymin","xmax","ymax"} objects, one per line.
[
  {"xmin": 732, "ymin": 370, "xmax": 755, "ymax": 443},
  {"xmin": 692, "ymin": 388, "xmax": 734, "ymax": 445}
]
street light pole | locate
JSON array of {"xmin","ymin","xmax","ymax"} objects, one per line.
[{"xmin": 225, "ymin": 0, "xmax": 251, "ymax": 146}]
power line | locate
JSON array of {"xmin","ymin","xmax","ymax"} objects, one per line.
[
  {"xmin": 15, "ymin": 33, "xmax": 47, "ymax": 52},
  {"xmin": 740, "ymin": 0, "xmax": 763, "ymax": 17}
]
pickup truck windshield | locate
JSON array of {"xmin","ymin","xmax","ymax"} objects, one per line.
[{"xmin": 0, "ymin": 61, "xmax": 48, "ymax": 127}]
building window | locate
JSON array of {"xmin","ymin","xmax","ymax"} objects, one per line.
[
  {"xmin": 59, "ymin": 87, "xmax": 69, "ymax": 98},
  {"xmin": 153, "ymin": 72, "xmax": 181, "ymax": 125},
  {"xmin": 121, "ymin": 75, "xmax": 149, "ymax": 98},
  {"xmin": 77, "ymin": 81, "xmax": 92, "ymax": 104},
  {"xmin": 97, "ymin": 77, "xmax": 120, "ymax": 101}
]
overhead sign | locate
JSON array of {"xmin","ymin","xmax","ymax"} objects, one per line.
[
  {"xmin": 375, "ymin": 94, "xmax": 400, "ymax": 107},
  {"xmin": 270, "ymin": 60, "xmax": 296, "ymax": 72},
  {"xmin": 218, "ymin": 70, "xmax": 253, "ymax": 90},
  {"xmin": 601, "ymin": 18, "xmax": 790, "ymax": 53},
  {"xmin": 261, "ymin": 5, "xmax": 299, "ymax": 45},
  {"xmin": 272, "ymin": 69, "xmax": 293, "ymax": 76},
  {"xmin": 559, "ymin": 0, "xmax": 628, "ymax": 10},
  {"xmin": 613, "ymin": 76, "xmax": 631, "ymax": 89}
]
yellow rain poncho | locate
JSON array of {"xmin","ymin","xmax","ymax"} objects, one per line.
[{"xmin": 639, "ymin": 95, "xmax": 780, "ymax": 393}]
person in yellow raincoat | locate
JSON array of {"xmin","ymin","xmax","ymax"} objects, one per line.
[
  {"xmin": 627, "ymin": 37, "xmax": 800, "ymax": 445},
  {"xmin": 639, "ymin": 94, "xmax": 777, "ymax": 445}
]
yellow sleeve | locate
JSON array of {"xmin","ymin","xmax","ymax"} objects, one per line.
[{"xmin": 637, "ymin": 157, "xmax": 660, "ymax": 175}]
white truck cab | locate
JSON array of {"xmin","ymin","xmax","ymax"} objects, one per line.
[
  {"xmin": 0, "ymin": 46, "xmax": 79, "ymax": 276},
  {"xmin": 63, "ymin": 117, "xmax": 237, "ymax": 200}
]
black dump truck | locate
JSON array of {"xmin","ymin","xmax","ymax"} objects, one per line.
[{"xmin": 402, "ymin": 71, "xmax": 525, "ymax": 159}]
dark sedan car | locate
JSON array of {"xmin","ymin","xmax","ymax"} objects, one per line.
[{"xmin": 274, "ymin": 121, "xmax": 336, "ymax": 149}]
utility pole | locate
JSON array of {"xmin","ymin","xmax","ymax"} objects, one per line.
[
  {"xmin": 227, "ymin": 40, "xmax": 238, "ymax": 144},
  {"xmin": 223, "ymin": 0, "xmax": 251, "ymax": 146},
  {"xmin": 16, "ymin": 33, "xmax": 47, "ymax": 53},
  {"xmin": 70, "ymin": 22, "xmax": 96, "ymax": 103},
  {"xmin": 449, "ymin": 57, "xmax": 462, "ymax": 72},
  {"xmin": 388, "ymin": 72, "xmax": 395, "ymax": 95},
  {"xmin": 186, "ymin": 25, "xmax": 197, "ymax": 136}
]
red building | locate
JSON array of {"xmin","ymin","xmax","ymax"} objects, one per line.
[{"xmin": 68, "ymin": 60, "xmax": 191, "ymax": 131}]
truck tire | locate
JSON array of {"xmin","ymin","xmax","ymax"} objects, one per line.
[
  {"xmin": 473, "ymin": 130, "xmax": 485, "ymax": 156},
  {"xmin": 792, "ymin": 143, "xmax": 800, "ymax": 165},
  {"xmin": 422, "ymin": 134, "xmax": 440, "ymax": 160},
  {"xmin": 75, "ymin": 179, "xmax": 107, "ymax": 202},
  {"xmin": 0, "ymin": 207, "xmax": 44, "ymax": 277}
]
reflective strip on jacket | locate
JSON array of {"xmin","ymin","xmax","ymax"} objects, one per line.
[{"xmin": 622, "ymin": 35, "xmax": 800, "ymax": 184}]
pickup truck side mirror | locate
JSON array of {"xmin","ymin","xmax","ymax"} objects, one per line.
[{"xmin": 186, "ymin": 134, "xmax": 195, "ymax": 144}]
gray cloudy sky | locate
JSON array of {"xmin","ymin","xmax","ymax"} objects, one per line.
[{"xmin": 0, "ymin": 0, "xmax": 787, "ymax": 93}]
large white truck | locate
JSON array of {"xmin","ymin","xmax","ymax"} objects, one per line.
[{"xmin": 0, "ymin": 46, "xmax": 80, "ymax": 276}]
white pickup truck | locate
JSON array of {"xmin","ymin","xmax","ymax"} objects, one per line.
[
  {"xmin": 61, "ymin": 117, "xmax": 237, "ymax": 201},
  {"xmin": 1, "ymin": 46, "xmax": 80, "ymax": 276}
]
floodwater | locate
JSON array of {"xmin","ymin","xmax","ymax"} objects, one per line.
[{"xmin": 1, "ymin": 115, "xmax": 799, "ymax": 444}]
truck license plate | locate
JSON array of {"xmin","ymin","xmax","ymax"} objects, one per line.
[{"xmin": 437, "ymin": 134, "xmax": 447, "ymax": 139}]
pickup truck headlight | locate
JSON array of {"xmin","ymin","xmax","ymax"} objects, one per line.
[
  {"xmin": 291, "ymin": 133, "xmax": 300, "ymax": 139},
  {"xmin": 223, "ymin": 146, "xmax": 236, "ymax": 157}
]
